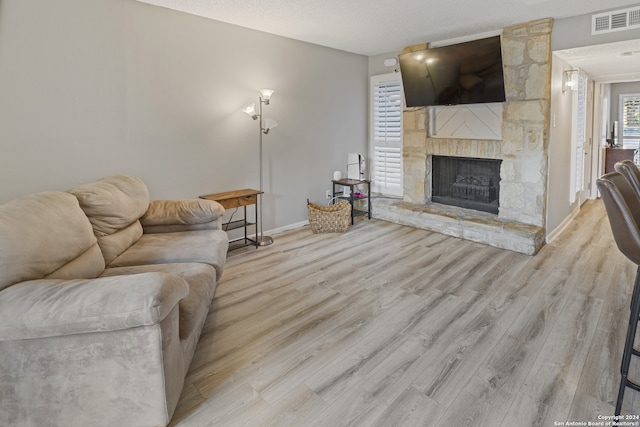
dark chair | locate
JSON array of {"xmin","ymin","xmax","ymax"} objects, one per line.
[
  {"xmin": 615, "ymin": 160, "xmax": 640, "ymax": 197},
  {"xmin": 597, "ymin": 171, "xmax": 640, "ymax": 415}
]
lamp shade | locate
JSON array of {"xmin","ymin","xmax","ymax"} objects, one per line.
[
  {"xmin": 263, "ymin": 118, "xmax": 278, "ymax": 134},
  {"xmin": 562, "ymin": 69, "xmax": 579, "ymax": 93},
  {"xmin": 260, "ymin": 89, "xmax": 275, "ymax": 103},
  {"xmin": 264, "ymin": 118, "xmax": 278, "ymax": 130},
  {"xmin": 242, "ymin": 103, "xmax": 258, "ymax": 119}
]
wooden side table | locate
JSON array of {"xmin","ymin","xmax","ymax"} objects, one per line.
[{"xmin": 200, "ymin": 189, "xmax": 262, "ymax": 250}]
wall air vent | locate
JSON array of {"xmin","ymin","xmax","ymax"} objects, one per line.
[{"xmin": 592, "ymin": 6, "xmax": 640, "ymax": 35}]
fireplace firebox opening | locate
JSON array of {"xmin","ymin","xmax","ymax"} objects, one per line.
[{"xmin": 432, "ymin": 156, "xmax": 502, "ymax": 214}]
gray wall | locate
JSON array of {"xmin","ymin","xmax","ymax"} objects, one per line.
[
  {"xmin": 0, "ymin": 0, "xmax": 369, "ymax": 232},
  {"xmin": 552, "ymin": 6, "xmax": 640, "ymax": 51},
  {"xmin": 368, "ymin": 53, "xmax": 401, "ymax": 77},
  {"xmin": 546, "ymin": 54, "xmax": 579, "ymax": 236}
]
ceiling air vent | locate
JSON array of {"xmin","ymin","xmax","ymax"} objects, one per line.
[{"xmin": 592, "ymin": 6, "xmax": 640, "ymax": 34}]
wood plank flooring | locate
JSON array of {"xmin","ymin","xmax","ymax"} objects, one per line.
[{"xmin": 169, "ymin": 199, "xmax": 640, "ymax": 426}]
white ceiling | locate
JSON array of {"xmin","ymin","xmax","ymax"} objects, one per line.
[
  {"xmin": 555, "ymin": 39, "xmax": 640, "ymax": 83},
  {"xmin": 137, "ymin": 0, "xmax": 640, "ymax": 82},
  {"xmin": 137, "ymin": 0, "xmax": 635, "ymax": 55}
]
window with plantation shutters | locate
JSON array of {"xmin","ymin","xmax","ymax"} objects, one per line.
[
  {"xmin": 570, "ymin": 70, "xmax": 587, "ymax": 204},
  {"xmin": 621, "ymin": 94, "xmax": 640, "ymax": 149},
  {"xmin": 370, "ymin": 73, "xmax": 403, "ymax": 197}
]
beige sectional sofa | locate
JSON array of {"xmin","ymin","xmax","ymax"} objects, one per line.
[{"xmin": 0, "ymin": 175, "xmax": 228, "ymax": 427}]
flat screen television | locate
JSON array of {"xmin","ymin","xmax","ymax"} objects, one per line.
[{"xmin": 398, "ymin": 35, "xmax": 506, "ymax": 107}]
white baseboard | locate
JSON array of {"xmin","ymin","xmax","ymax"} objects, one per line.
[
  {"xmin": 546, "ymin": 204, "xmax": 580, "ymax": 244},
  {"xmin": 265, "ymin": 220, "xmax": 309, "ymax": 236},
  {"xmin": 244, "ymin": 221, "xmax": 310, "ymax": 241}
]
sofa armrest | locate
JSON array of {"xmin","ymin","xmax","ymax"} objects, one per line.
[
  {"xmin": 141, "ymin": 199, "xmax": 225, "ymax": 233},
  {"xmin": 0, "ymin": 272, "xmax": 188, "ymax": 341}
]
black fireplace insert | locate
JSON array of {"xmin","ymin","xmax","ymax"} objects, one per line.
[{"xmin": 432, "ymin": 156, "xmax": 502, "ymax": 214}]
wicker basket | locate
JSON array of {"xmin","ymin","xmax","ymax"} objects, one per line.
[{"xmin": 307, "ymin": 200, "xmax": 351, "ymax": 233}]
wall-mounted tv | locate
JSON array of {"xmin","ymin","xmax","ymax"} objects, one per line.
[{"xmin": 398, "ymin": 35, "xmax": 506, "ymax": 107}]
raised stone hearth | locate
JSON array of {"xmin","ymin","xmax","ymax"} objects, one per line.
[
  {"xmin": 373, "ymin": 199, "xmax": 545, "ymax": 255},
  {"xmin": 372, "ymin": 18, "xmax": 551, "ymax": 255}
]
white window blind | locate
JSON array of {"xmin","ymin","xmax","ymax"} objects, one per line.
[
  {"xmin": 622, "ymin": 94, "xmax": 640, "ymax": 146},
  {"xmin": 570, "ymin": 70, "xmax": 587, "ymax": 204},
  {"xmin": 575, "ymin": 72, "xmax": 586, "ymax": 194},
  {"xmin": 371, "ymin": 73, "xmax": 403, "ymax": 196},
  {"xmin": 373, "ymin": 146, "xmax": 401, "ymax": 189}
]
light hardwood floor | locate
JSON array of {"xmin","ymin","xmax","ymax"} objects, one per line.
[{"xmin": 170, "ymin": 199, "xmax": 640, "ymax": 426}]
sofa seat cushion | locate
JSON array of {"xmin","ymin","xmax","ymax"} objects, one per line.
[
  {"xmin": 108, "ymin": 230, "xmax": 229, "ymax": 281},
  {"xmin": 0, "ymin": 192, "xmax": 105, "ymax": 292},
  {"xmin": 0, "ymin": 273, "xmax": 188, "ymax": 341},
  {"xmin": 101, "ymin": 263, "xmax": 217, "ymax": 340}
]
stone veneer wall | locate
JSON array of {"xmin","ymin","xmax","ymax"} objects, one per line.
[{"xmin": 402, "ymin": 18, "xmax": 553, "ymax": 228}]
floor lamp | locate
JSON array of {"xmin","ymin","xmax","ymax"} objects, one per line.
[{"xmin": 243, "ymin": 89, "xmax": 277, "ymax": 246}]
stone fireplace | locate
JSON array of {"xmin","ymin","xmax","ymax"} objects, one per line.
[{"xmin": 373, "ymin": 18, "xmax": 551, "ymax": 255}]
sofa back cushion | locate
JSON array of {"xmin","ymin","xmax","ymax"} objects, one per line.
[
  {"xmin": 0, "ymin": 192, "xmax": 105, "ymax": 291},
  {"xmin": 68, "ymin": 175, "xmax": 150, "ymax": 265}
]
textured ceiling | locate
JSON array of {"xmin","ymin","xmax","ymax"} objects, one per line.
[
  {"xmin": 555, "ymin": 39, "xmax": 640, "ymax": 82},
  {"xmin": 136, "ymin": 0, "xmax": 636, "ymax": 56}
]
